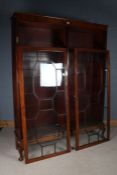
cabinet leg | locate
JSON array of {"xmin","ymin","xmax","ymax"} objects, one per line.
[
  {"xmin": 18, "ymin": 148, "xmax": 23, "ymax": 161},
  {"xmin": 0, "ymin": 127, "xmax": 3, "ymax": 131},
  {"xmin": 101, "ymin": 124, "xmax": 106, "ymax": 139},
  {"xmin": 17, "ymin": 141, "xmax": 24, "ymax": 161}
]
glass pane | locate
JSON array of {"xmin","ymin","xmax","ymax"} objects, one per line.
[
  {"xmin": 75, "ymin": 51, "xmax": 107, "ymax": 147},
  {"xmin": 22, "ymin": 50, "xmax": 68, "ymax": 160}
]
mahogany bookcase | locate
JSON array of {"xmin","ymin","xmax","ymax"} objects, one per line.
[{"xmin": 11, "ymin": 13, "xmax": 110, "ymax": 163}]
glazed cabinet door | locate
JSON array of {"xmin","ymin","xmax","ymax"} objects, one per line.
[
  {"xmin": 17, "ymin": 47, "xmax": 70, "ymax": 163},
  {"xmin": 74, "ymin": 49, "xmax": 110, "ymax": 149}
]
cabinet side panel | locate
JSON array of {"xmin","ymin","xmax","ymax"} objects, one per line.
[{"xmin": 11, "ymin": 19, "xmax": 23, "ymax": 150}]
